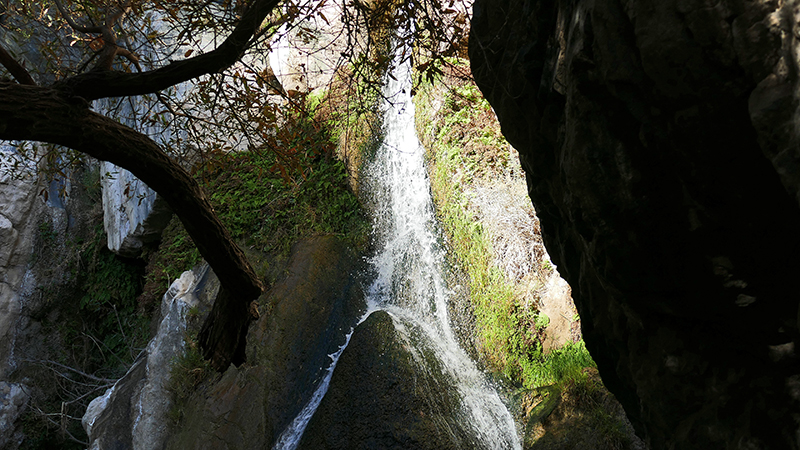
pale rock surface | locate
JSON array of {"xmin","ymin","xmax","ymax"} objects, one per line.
[
  {"xmin": 0, "ymin": 148, "xmax": 42, "ymax": 441},
  {"xmin": 270, "ymin": 1, "xmax": 347, "ymax": 95},
  {"xmin": 100, "ymin": 161, "xmax": 172, "ymax": 257},
  {"xmin": 0, "ymin": 382, "xmax": 28, "ymax": 450},
  {"xmin": 465, "ymin": 151, "xmax": 578, "ymax": 352},
  {"xmin": 83, "ymin": 265, "xmax": 217, "ymax": 450}
]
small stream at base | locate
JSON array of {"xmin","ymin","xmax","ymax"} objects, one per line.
[{"xmin": 273, "ymin": 50, "xmax": 521, "ymax": 450}]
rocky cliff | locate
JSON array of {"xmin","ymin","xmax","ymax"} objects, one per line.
[{"xmin": 470, "ymin": 0, "xmax": 800, "ymax": 448}]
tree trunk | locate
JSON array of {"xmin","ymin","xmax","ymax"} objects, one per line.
[{"xmin": 0, "ymin": 82, "xmax": 262, "ymax": 370}]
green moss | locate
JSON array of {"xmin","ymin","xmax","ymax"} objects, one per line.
[
  {"xmin": 414, "ymin": 60, "xmax": 595, "ymax": 390},
  {"xmin": 205, "ymin": 149, "xmax": 369, "ymax": 258},
  {"xmin": 140, "ymin": 217, "xmax": 202, "ymax": 312},
  {"xmin": 166, "ymin": 334, "xmax": 212, "ymax": 425},
  {"xmin": 42, "ymin": 224, "xmax": 149, "ymax": 375},
  {"xmin": 139, "ymin": 109, "xmax": 370, "ymax": 302},
  {"xmin": 19, "ymin": 222, "xmax": 147, "ymax": 449}
]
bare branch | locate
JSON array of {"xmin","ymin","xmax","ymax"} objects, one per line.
[
  {"xmin": 22, "ymin": 358, "xmax": 117, "ymax": 383},
  {"xmin": 54, "ymin": 0, "xmax": 282, "ymax": 100},
  {"xmin": 0, "ymin": 43, "xmax": 35, "ymax": 85},
  {"xmin": 106, "ymin": 0, "xmax": 133, "ymax": 29},
  {"xmin": 53, "ymin": 0, "xmax": 103, "ymax": 34},
  {"xmin": 115, "ymin": 47, "xmax": 142, "ymax": 72}
]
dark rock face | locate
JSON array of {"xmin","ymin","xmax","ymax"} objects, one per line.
[
  {"xmin": 300, "ymin": 311, "xmax": 480, "ymax": 450},
  {"xmin": 165, "ymin": 236, "xmax": 365, "ymax": 449},
  {"xmin": 470, "ymin": 0, "xmax": 800, "ymax": 448}
]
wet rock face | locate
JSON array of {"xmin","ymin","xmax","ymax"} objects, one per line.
[
  {"xmin": 84, "ymin": 266, "xmax": 217, "ymax": 450},
  {"xmin": 0, "ymin": 382, "xmax": 28, "ymax": 450},
  {"xmin": 300, "ymin": 311, "xmax": 479, "ymax": 450},
  {"xmin": 470, "ymin": 0, "xmax": 800, "ymax": 448}
]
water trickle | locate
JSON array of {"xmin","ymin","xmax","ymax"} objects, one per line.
[{"xmin": 273, "ymin": 50, "xmax": 521, "ymax": 450}]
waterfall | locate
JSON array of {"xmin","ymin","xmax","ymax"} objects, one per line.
[{"xmin": 273, "ymin": 50, "xmax": 522, "ymax": 450}]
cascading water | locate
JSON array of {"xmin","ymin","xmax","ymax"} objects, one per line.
[{"xmin": 273, "ymin": 50, "xmax": 522, "ymax": 450}]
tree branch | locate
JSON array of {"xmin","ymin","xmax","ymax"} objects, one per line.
[
  {"xmin": 53, "ymin": 0, "xmax": 282, "ymax": 100},
  {"xmin": 0, "ymin": 82, "xmax": 264, "ymax": 369},
  {"xmin": 0, "ymin": 43, "xmax": 35, "ymax": 85},
  {"xmin": 53, "ymin": 0, "xmax": 103, "ymax": 34}
]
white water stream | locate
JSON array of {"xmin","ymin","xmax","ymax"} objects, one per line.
[{"xmin": 273, "ymin": 52, "xmax": 521, "ymax": 450}]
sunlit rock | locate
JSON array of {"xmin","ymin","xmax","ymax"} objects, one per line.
[
  {"xmin": 269, "ymin": 1, "xmax": 348, "ymax": 95},
  {"xmin": 100, "ymin": 161, "xmax": 172, "ymax": 257}
]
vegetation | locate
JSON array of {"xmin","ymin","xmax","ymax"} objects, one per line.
[
  {"xmin": 166, "ymin": 334, "xmax": 211, "ymax": 425},
  {"xmin": 414, "ymin": 60, "xmax": 595, "ymax": 391},
  {"xmin": 0, "ymin": 0, "xmax": 474, "ymax": 369},
  {"xmin": 141, "ymin": 106, "xmax": 369, "ymax": 304},
  {"xmin": 412, "ymin": 57, "xmax": 644, "ymax": 448},
  {"xmin": 73, "ymin": 225, "xmax": 149, "ymax": 368},
  {"xmin": 19, "ymin": 212, "xmax": 147, "ymax": 448}
]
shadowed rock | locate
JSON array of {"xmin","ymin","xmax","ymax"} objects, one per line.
[
  {"xmin": 300, "ymin": 310, "xmax": 481, "ymax": 450},
  {"xmin": 470, "ymin": 0, "xmax": 800, "ymax": 448}
]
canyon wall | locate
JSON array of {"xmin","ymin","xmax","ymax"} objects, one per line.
[{"xmin": 471, "ymin": 0, "xmax": 800, "ymax": 448}]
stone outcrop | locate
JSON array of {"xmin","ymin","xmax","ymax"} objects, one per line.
[
  {"xmin": 0, "ymin": 148, "xmax": 47, "ymax": 447},
  {"xmin": 470, "ymin": 0, "xmax": 800, "ymax": 448},
  {"xmin": 299, "ymin": 310, "xmax": 483, "ymax": 449},
  {"xmin": 84, "ymin": 265, "xmax": 217, "ymax": 450},
  {"xmin": 100, "ymin": 161, "xmax": 172, "ymax": 257},
  {"xmin": 0, "ymin": 382, "xmax": 28, "ymax": 450},
  {"xmin": 165, "ymin": 236, "xmax": 365, "ymax": 449},
  {"xmin": 0, "ymin": 161, "xmax": 40, "ymax": 380}
]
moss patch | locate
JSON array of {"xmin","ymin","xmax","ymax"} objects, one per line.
[
  {"xmin": 139, "ymin": 116, "xmax": 370, "ymax": 312},
  {"xmin": 414, "ymin": 61, "xmax": 592, "ymax": 388}
]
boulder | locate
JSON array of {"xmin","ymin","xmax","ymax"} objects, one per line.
[
  {"xmin": 299, "ymin": 310, "xmax": 484, "ymax": 450},
  {"xmin": 0, "ymin": 382, "xmax": 28, "ymax": 450},
  {"xmin": 470, "ymin": 0, "xmax": 800, "ymax": 448},
  {"xmin": 84, "ymin": 265, "xmax": 216, "ymax": 450},
  {"xmin": 165, "ymin": 236, "xmax": 365, "ymax": 450}
]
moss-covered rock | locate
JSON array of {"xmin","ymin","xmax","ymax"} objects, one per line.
[{"xmin": 525, "ymin": 370, "xmax": 643, "ymax": 450}]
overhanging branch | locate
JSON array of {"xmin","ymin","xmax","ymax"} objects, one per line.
[
  {"xmin": 0, "ymin": 82, "xmax": 264, "ymax": 369},
  {"xmin": 53, "ymin": 0, "xmax": 282, "ymax": 100}
]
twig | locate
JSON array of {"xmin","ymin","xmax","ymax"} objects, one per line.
[
  {"xmin": 53, "ymin": 0, "xmax": 103, "ymax": 34},
  {"xmin": 21, "ymin": 358, "xmax": 116, "ymax": 383}
]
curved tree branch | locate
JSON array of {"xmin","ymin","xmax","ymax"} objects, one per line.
[
  {"xmin": 53, "ymin": 0, "xmax": 282, "ymax": 100},
  {"xmin": 0, "ymin": 43, "xmax": 35, "ymax": 85},
  {"xmin": 55, "ymin": 0, "xmax": 141, "ymax": 71},
  {"xmin": 53, "ymin": 0, "xmax": 103, "ymax": 34},
  {"xmin": 0, "ymin": 82, "xmax": 263, "ymax": 369}
]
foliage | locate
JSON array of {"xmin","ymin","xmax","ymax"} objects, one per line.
[
  {"xmin": 205, "ymin": 147, "xmax": 367, "ymax": 256},
  {"xmin": 70, "ymin": 225, "xmax": 149, "ymax": 372},
  {"xmin": 18, "ymin": 217, "xmax": 147, "ymax": 448},
  {"xmin": 414, "ymin": 59, "xmax": 596, "ymax": 391},
  {"xmin": 140, "ymin": 216, "xmax": 202, "ymax": 312},
  {"xmin": 0, "ymin": 0, "xmax": 473, "ymax": 183},
  {"xmin": 518, "ymin": 341, "xmax": 596, "ymax": 389},
  {"xmin": 166, "ymin": 334, "xmax": 211, "ymax": 425},
  {"xmin": 140, "ymin": 108, "xmax": 368, "ymax": 313}
]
